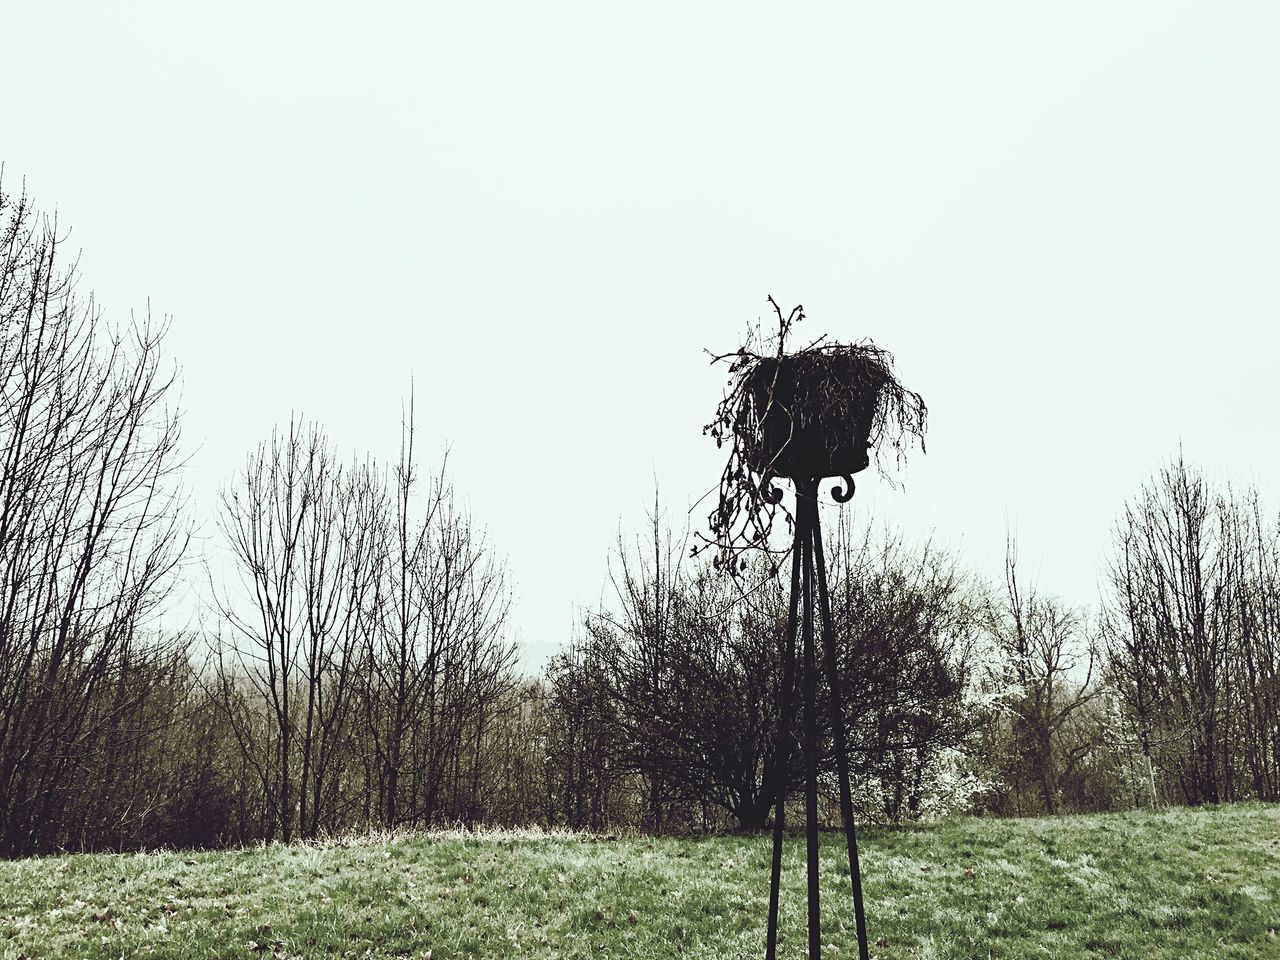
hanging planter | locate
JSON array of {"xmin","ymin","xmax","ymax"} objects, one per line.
[
  {"xmin": 740, "ymin": 350, "xmax": 888, "ymax": 481},
  {"xmin": 700, "ymin": 298, "xmax": 927, "ymax": 565}
]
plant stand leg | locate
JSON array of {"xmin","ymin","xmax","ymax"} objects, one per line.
[
  {"xmin": 801, "ymin": 479, "xmax": 822, "ymax": 960},
  {"xmin": 810, "ymin": 490, "xmax": 871, "ymax": 960},
  {"xmin": 766, "ymin": 527, "xmax": 805, "ymax": 960},
  {"xmin": 765, "ymin": 478, "xmax": 871, "ymax": 960}
]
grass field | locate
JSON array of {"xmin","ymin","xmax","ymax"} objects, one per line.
[{"xmin": 1, "ymin": 804, "xmax": 1278, "ymax": 959}]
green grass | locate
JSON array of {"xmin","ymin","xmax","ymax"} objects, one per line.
[{"xmin": 2, "ymin": 804, "xmax": 1278, "ymax": 959}]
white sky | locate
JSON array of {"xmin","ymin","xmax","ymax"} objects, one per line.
[{"xmin": 5, "ymin": 2, "xmax": 1280, "ymax": 668}]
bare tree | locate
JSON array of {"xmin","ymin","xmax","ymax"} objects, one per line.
[
  {"xmin": 1102, "ymin": 456, "xmax": 1243, "ymax": 806},
  {"xmin": 566, "ymin": 497, "xmax": 980, "ymax": 831},
  {"xmin": 586, "ymin": 532, "xmax": 789, "ymax": 829},
  {"xmin": 982, "ymin": 535, "xmax": 1101, "ymax": 814},
  {"xmin": 359, "ymin": 397, "xmax": 515, "ymax": 828},
  {"xmin": 0, "ymin": 175, "xmax": 189, "ymax": 856},
  {"xmin": 545, "ymin": 630, "xmax": 630, "ymax": 828},
  {"xmin": 823, "ymin": 516, "xmax": 981, "ymax": 823},
  {"xmin": 214, "ymin": 419, "xmax": 381, "ymax": 840},
  {"xmin": 1226, "ymin": 491, "xmax": 1280, "ymax": 800}
]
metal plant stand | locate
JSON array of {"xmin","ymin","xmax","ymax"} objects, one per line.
[
  {"xmin": 764, "ymin": 473, "xmax": 870, "ymax": 960},
  {"xmin": 702, "ymin": 301, "xmax": 925, "ymax": 959}
]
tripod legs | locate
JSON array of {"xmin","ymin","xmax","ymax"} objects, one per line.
[
  {"xmin": 811, "ymin": 503, "xmax": 871, "ymax": 960},
  {"xmin": 765, "ymin": 536, "xmax": 803, "ymax": 960},
  {"xmin": 764, "ymin": 480, "xmax": 871, "ymax": 960},
  {"xmin": 801, "ymin": 511, "xmax": 822, "ymax": 960}
]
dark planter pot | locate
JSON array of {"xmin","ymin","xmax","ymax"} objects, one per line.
[{"xmin": 743, "ymin": 353, "xmax": 885, "ymax": 481}]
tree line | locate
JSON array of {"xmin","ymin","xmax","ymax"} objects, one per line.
[{"xmin": 3, "ymin": 178, "xmax": 1280, "ymax": 856}]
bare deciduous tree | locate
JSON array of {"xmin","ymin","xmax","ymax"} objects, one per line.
[
  {"xmin": 982, "ymin": 536, "xmax": 1101, "ymax": 815},
  {"xmin": 561, "ymin": 497, "xmax": 980, "ymax": 832},
  {"xmin": 0, "ymin": 175, "xmax": 188, "ymax": 856},
  {"xmin": 215, "ymin": 419, "xmax": 382, "ymax": 840},
  {"xmin": 823, "ymin": 517, "xmax": 981, "ymax": 823},
  {"xmin": 1101, "ymin": 456, "xmax": 1280, "ymax": 806},
  {"xmin": 360, "ymin": 399, "xmax": 515, "ymax": 828}
]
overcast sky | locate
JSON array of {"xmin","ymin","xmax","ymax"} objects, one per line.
[{"xmin": 5, "ymin": 2, "xmax": 1279, "ymax": 667}]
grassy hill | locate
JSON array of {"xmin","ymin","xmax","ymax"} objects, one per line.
[{"xmin": 1, "ymin": 804, "xmax": 1278, "ymax": 959}]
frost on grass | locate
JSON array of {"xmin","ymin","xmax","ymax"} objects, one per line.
[{"xmin": 1, "ymin": 806, "xmax": 1278, "ymax": 959}]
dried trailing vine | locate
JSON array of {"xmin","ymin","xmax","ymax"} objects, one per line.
[{"xmin": 696, "ymin": 297, "xmax": 927, "ymax": 570}]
